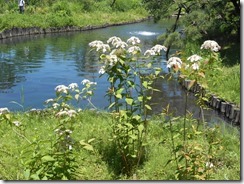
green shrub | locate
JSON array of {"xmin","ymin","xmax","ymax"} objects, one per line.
[
  {"xmin": 51, "ymin": 1, "xmax": 72, "ymax": 16},
  {"xmin": 112, "ymin": 0, "xmax": 140, "ymax": 12}
]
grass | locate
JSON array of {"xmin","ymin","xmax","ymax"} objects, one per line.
[
  {"xmin": 0, "ymin": 109, "xmax": 240, "ymax": 180},
  {"xmin": 0, "ymin": 0, "xmax": 148, "ymax": 32},
  {"xmin": 207, "ymin": 64, "xmax": 240, "ymax": 105}
]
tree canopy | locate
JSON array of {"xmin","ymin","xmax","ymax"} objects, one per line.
[{"xmin": 142, "ymin": 0, "xmax": 240, "ymax": 57}]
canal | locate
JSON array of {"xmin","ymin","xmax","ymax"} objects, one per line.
[{"xmin": 0, "ymin": 19, "xmax": 232, "ymax": 125}]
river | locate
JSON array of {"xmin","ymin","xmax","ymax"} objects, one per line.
[{"xmin": 0, "ymin": 20, "xmax": 232, "ymax": 125}]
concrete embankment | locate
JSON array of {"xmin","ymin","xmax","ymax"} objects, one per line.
[
  {"xmin": 0, "ymin": 18, "xmax": 149, "ymax": 39},
  {"xmin": 178, "ymin": 76, "xmax": 240, "ymax": 125}
]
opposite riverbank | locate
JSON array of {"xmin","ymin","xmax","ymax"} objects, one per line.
[{"xmin": 0, "ymin": 17, "xmax": 149, "ymax": 39}]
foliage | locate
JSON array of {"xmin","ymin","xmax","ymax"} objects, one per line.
[
  {"xmin": 142, "ymin": 0, "xmax": 240, "ymax": 58},
  {"xmin": 180, "ymin": 42, "xmax": 240, "ymax": 105},
  {"xmin": 0, "ymin": 0, "xmax": 148, "ymax": 31},
  {"xmin": 0, "ymin": 107, "xmax": 240, "ymax": 180},
  {"xmin": 111, "ymin": 0, "xmax": 142, "ymax": 12},
  {"xmin": 163, "ymin": 39, "xmax": 240, "ymax": 180},
  {"xmin": 135, "ymin": 115, "xmax": 240, "ymax": 180}
]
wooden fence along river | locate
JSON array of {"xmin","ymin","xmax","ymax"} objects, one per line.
[{"xmin": 178, "ymin": 76, "xmax": 240, "ymax": 125}]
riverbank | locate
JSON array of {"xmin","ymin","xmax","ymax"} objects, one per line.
[
  {"xmin": 0, "ymin": 0, "xmax": 149, "ymax": 39},
  {"xmin": 0, "ymin": 17, "xmax": 149, "ymax": 39},
  {"xmin": 178, "ymin": 76, "xmax": 240, "ymax": 125}
]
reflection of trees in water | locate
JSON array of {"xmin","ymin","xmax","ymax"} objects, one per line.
[
  {"xmin": 0, "ymin": 36, "xmax": 47, "ymax": 91},
  {"xmin": 149, "ymin": 75, "xmax": 200, "ymax": 117},
  {"xmin": 0, "ymin": 62, "xmax": 26, "ymax": 92},
  {"xmin": 77, "ymin": 49, "xmax": 100, "ymax": 80},
  {"xmin": 0, "ymin": 32, "xmax": 103, "ymax": 93}
]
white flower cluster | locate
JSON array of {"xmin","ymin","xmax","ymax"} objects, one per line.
[
  {"xmin": 144, "ymin": 44, "xmax": 167, "ymax": 56},
  {"xmin": 81, "ymin": 79, "xmax": 97, "ymax": 86},
  {"xmin": 45, "ymin": 99, "xmax": 60, "ymax": 108},
  {"xmin": 89, "ymin": 40, "xmax": 110, "ymax": 53},
  {"xmin": 200, "ymin": 40, "xmax": 221, "ymax": 52},
  {"xmin": 107, "ymin": 36, "xmax": 128, "ymax": 49},
  {"xmin": 128, "ymin": 46, "xmax": 141, "ymax": 54},
  {"xmin": 56, "ymin": 109, "xmax": 77, "ymax": 117},
  {"xmin": 55, "ymin": 85, "xmax": 69, "ymax": 94},
  {"xmin": 68, "ymin": 83, "xmax": 79, "ymax": 90},
  {"xmin": 103, "ymin": 54, "xmax": 118, "ymax": 66},
  {"xmin": 52, "ymin": 103, "xmax": 60, "ymax": 109},
  {"xmin": 13, "ymin": 121, "xmax": 21, "ymax": 127},
  {"xmin": 187, "ymin": 54, "xmax": 202, "ymax": 62},
  {"xmin": 107, "ymin": 36, "xmax": 122, "ymax": 45},
  {"xmin": 98, "ymin": 66, "xmax": 106, "ymax": 74},
  {"xmin": 0, "ymin": 107, "xmax": 10, "ymax": 115},
  {"xmin": 186, "ymin": 54, "xmax": 202, "ymax": 70},
  {"xmin": 45, "ymin": 98, "xmax": 54, "ymax": 104},
  {"xmin": 191, "ymin": 63, "xmax": 199, "ymax": 70},
  {"xmin": 127, "ymin": 36, "xmax": 141, "ymax": 45},
  {"xmin": 89, "ymin": 40, "xmax": 103, "ymax": 47},
  {"xmin": 167, "ymin": 57, "xmax": 183, "ymax": 69}
]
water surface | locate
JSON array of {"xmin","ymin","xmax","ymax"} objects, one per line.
[{"xmin": 0, "ymin": 20, "xmax": 230, "ymax": 124}]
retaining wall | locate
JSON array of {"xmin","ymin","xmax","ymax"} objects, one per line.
[
  {"xmin": 178, "ymin": 76, "xmax": 240, "ymax": 125},
  {"xmin": 0, "ymin": 18, "xmax": 149, "ymax": 39}
]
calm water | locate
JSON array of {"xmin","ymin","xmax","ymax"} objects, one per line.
[{"xmin": 0, "ymin": 20, "xmax": 229, "ymax": 124}]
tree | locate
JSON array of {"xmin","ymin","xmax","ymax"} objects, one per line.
[{"xmin": 142, "ymin": 0, "xmax": 240, "ymax": 58}]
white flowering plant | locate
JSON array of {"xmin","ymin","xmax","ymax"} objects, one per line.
[
  {"xmin": 166, "ymin": 40, "xmax": 222, "ymax": 91},
  {"xmin": 89, "ymin": 36, "xmax": 167, "ymax": 175},
  {"xmin": 164, "ymin": 40, "xmax": 224, "ymax": 180},
  {"xmin": 23, "ymin": 80, "xmax": 98, "ymax": 180},
  {"xmin": 45, "ymin": 79, "xmax": 97, "ymax": 112}
]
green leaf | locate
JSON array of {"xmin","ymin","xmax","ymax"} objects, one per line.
[
  {"xmin": 146, "ymin": 96, "xmax": 152, "ymax": 100},
  {"xmin": 138, "ymin": 124, "xmax": 144, "ymax": 136},
  {"xmin": 165, "ymin": 159, "xmax": 172, "ymax": 167},
  {"xmin": 115, "ymin": 93, "xmax": 122, "ymax": 99},
  {"xmin": 116, "ymin": 88, "xmax": 124, "ymax": 94},
  {"xmin": 30, "ymin": 174, "xmax": 40, "ymax": 180},
  {"xmin": 42, "ymin": 176, "xmax": 48, "ymax": 180},
  {"xmin": 83, "ymin": 145, "xmax": 94, "ymax": 151},
  {"xmin": 142, "ymin": 81, "xmax": 148, "ymax": 88},
  {"xmin": 100, "ymin": 54, "xmax": 106, "ymax": 59},
  {"xmin": 5, "ymin": 114, "xmax": 11, "ymax": 121},
  {"xmin": 80, "ymin": 140, "xmax": 94, "ymax": 151},
  {"xmin": 138, "ymin": 96, "xmax": 143, "ymax": 102},
  {"xmin": 130, "ymin": 134, "xmax": 137, "ymax": 140},
  {"xmin": 88, "ymin": 138, "xmax": 95, "ymax": 143},
  {"xmin": 155, "ymin": 70, "xmax": 161, "ymax": 76},
  {"xmin": 173, "ymin": 133, "xmax": 180, "ymax": 139},
  {"xmin": 41, "ymin": 155, "xmax": 55, "ymax": 162},
  {"xmin": 108, "ymin": 102, "xmax": 115, "ymax": 109},
  {"xmin": 145, "ymin": 104, "xmax": 152, "ymax": 110},
  {"xmin": 125, "ymin": 98, "xmax": 133, "ymax": 105},
  {"xmin": 133, "ymin": 115, "xmax": 141, "ymax": 121},
  {"xmin": 127, "ymin": 80, "xmax": 134, "ymax": 87}
]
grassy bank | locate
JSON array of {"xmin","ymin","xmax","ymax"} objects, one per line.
[
  {"xmin": 0, "ymin": 109, "xmax": 240, "ymax": 180},
  {"xmin": 0, "ymin": 0, "xmax": 148, "ymax": 32}
]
